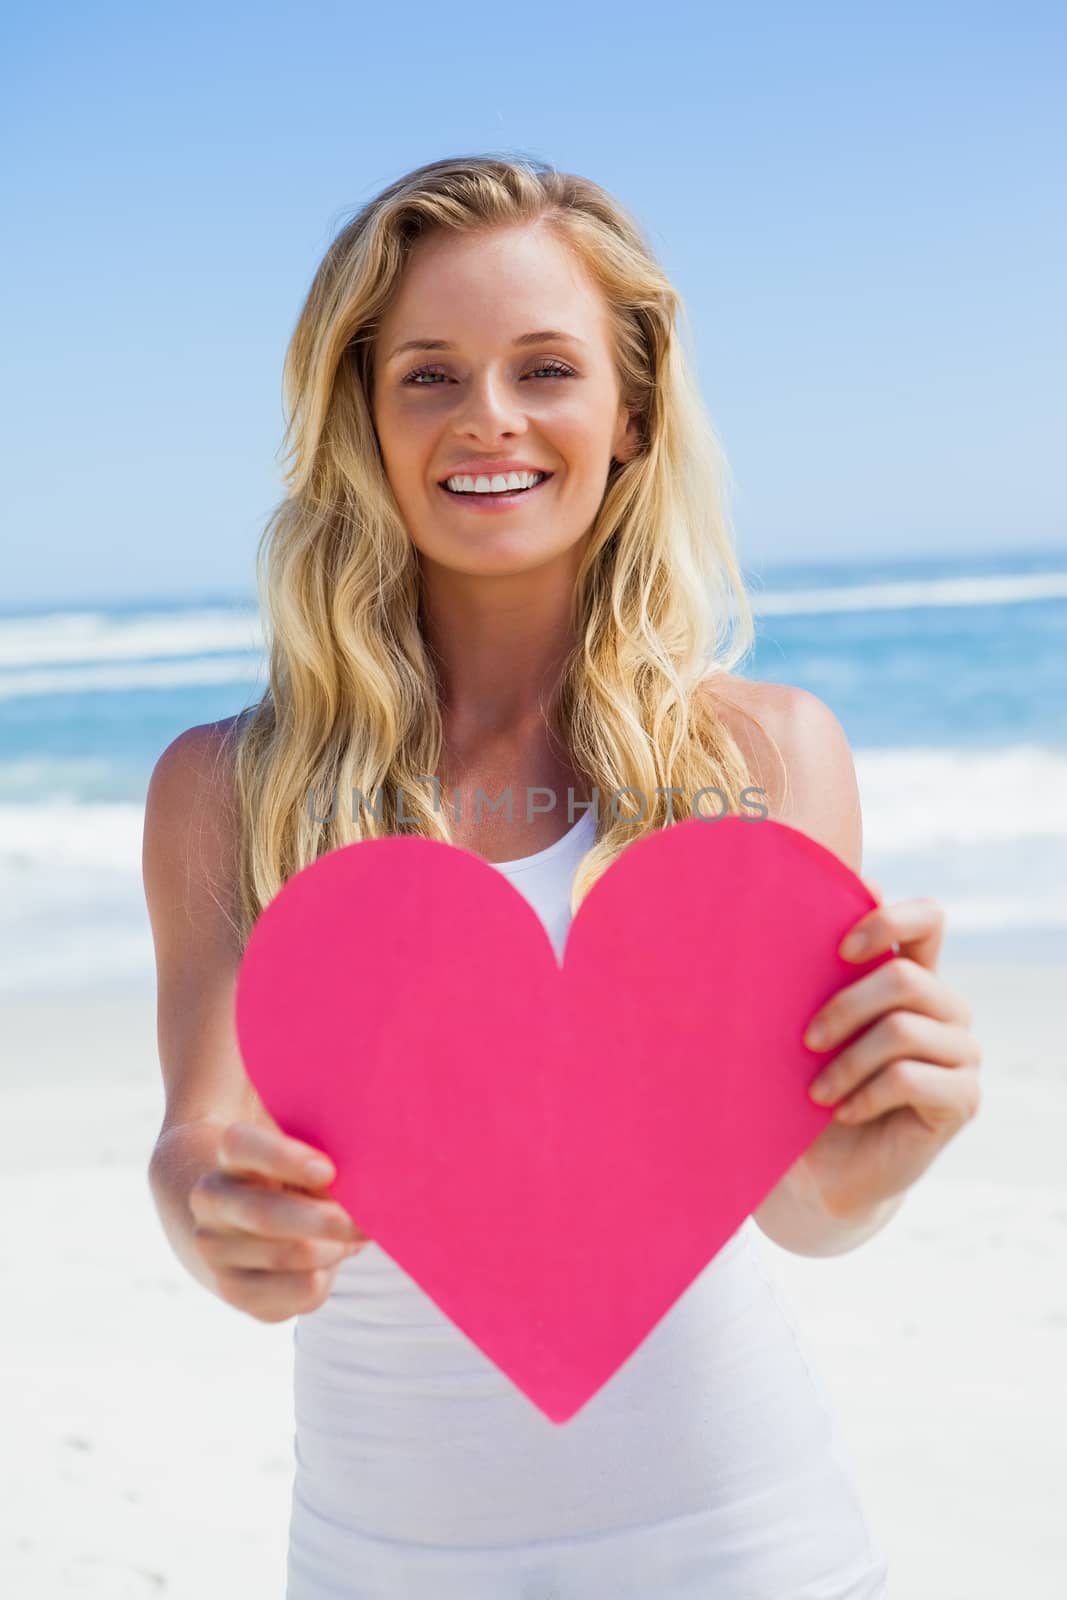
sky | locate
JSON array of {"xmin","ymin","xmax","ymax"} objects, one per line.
[{"xmin": 2, "ymin": 1, "xmax": 1064, "ymax": 607}]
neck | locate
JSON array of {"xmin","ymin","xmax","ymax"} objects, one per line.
[{"xmin": 419, "ymin": 555, "xmax": 581, "ymax": 740}]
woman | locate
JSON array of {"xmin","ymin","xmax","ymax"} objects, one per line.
[{"xmin": 143, "ymin": 155, "xmax": 982, "ymax": 1597}]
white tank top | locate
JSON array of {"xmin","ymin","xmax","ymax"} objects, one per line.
[{"xmin": 287, "ymin": 809, "xmax": 890, "ymax": 1595}]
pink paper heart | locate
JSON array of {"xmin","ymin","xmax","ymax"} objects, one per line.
[{"xmin": 235, "ymin": 815, "xmax": 885, "ymax": 1423}]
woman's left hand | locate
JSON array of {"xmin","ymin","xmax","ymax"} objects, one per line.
[{"xmin": 799, "ymin": 884, "xmax": 983, "ymax": 1219}]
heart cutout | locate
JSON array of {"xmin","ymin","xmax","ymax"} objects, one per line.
[{"xmin": 235, "ymin": 815, "xmax": 884, "ymax": 1423}]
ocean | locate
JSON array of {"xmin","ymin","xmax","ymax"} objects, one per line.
[{"xmin": 2, "ymin": 545, "xmax": 1064, "ymax": 993}]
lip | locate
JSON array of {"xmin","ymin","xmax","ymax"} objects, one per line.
[
  {"xmin": 436, "ymin": 473, "xmax": 554, "ymax": 512},
  {"xmin": 438, "ymin": 461, "xmax": 551, "ymax": 481}
]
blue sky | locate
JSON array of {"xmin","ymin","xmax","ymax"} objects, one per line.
[{"xmin": 3, "ymin": 1, "xmax": 1064, "ymax": 606}]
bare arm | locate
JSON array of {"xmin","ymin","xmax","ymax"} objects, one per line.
[
  {"xmin": 142, "ymin": 720, "xmax": 364, "ymax": 1315},
  {"xmin": 707, "ymin": 679, "xmax": 905, "ymax": 1255},
  {"xmin": 142, "ymin": 720, "xmax": 260, "ymax": 1286}
]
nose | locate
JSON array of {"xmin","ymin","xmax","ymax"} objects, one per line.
[{"xmin": 453, "ymin": 367, "xmax": 527, "ymax": 442}]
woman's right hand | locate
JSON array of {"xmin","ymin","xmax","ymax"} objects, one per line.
[{"xmin": 188, "ymin": 1120, "xmax": 369, "ymax": 1323}]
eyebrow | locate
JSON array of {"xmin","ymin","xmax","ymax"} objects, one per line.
[{"xmin": 385, "ymin": 329, "xmax": 587, "ymax": 361}]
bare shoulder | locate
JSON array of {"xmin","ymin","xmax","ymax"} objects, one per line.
[
  {"xmin": 145, "ymin": 714, "xmax": 248, "ymax": 819},
  {"xmin": 148, "ymin": 713, "xmax": 245, "ymax": 791},
  {"xmin": 143, "ymin": 716, "xmax": 245, "ymax": 925},
  {"xmin": 699, "ymin": 675, "xmax": 863, "ymax": 874}
]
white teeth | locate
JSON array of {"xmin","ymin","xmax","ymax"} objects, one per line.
[{"xmin": 444, "ymin": 470, "xmax": 546, "ymax": 494}]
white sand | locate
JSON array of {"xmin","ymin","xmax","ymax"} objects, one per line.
[{"xmin": 2, "ymin": 957, "xmax": 1064, "ymax": 1597}]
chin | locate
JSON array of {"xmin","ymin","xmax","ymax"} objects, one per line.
[{"xmin": 414, "ymin": 533, "xmax": 583, "ymax": 579}]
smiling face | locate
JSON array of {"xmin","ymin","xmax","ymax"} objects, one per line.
[{"xmin": 371, "ymin": 222, "xmax": 640, "ymax": 578}]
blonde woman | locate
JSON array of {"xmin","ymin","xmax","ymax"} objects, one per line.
[{"xmin": 143, "ymin": 155, "xmax": 981, "ymax": 1597}]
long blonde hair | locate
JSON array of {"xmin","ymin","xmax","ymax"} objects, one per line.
[{"xmin": 223, "ymin": 153, "xmax": 777, "ymax": 951}]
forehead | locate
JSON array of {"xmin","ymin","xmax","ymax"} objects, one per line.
[{"xmin": 378, "ymin": 223, "xmax": 607, "ymax": 337}]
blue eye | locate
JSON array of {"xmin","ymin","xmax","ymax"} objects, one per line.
[{"xmin": 402, "ymin": 361, "xmax": 576, "ymax": 385}]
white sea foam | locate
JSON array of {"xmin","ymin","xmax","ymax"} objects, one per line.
[
  {"xmin": 0, "ymin": 655, "xmax": 267, "ymax": 701},
  {"xmin": 749, "ymin": 570, "xmax": 1067, "ymax": 615},
  {"xmin": 0, "ymin": 606, "xmax": 264, "ymax": 667},
  {"xmin": 853, "ymin": 745, "xmax": 1067, "ymax": 848}
]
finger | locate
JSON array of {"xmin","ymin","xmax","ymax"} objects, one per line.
[
  {"xmin": 190, "ymin": 1172, "xmax": 366, "ymax": 1243},
  {"xmin": 839, "ymin": 896, "xmax": 945, "ymax": 970},
  {"xmin": 805, "ymin": 957, "xmax": 969, "ymax": 1051},
  {"xmin": 809, "ymin": 1015, "xmax": 981, "ymax": 1106},
  {"xmin": 218, "ymin": 1120, "xmax": 338, "ymax": 1190},
  {"xmin": 862, "ymin": 878, "xmax": 884, "ymax": 905},
  {"xmin": 833, "ymin": 1060, "xmax": 982, "ymax": 1131},
  {"xmin": 193, "ymin": 1225, "xmax": 364, "ymax": 1272},
  {"xmin": 216, "ymin": 1266, "xmax": 336, "ymax": 1319}
]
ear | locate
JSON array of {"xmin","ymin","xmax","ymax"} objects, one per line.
[{"xmin": 611, "ymin": 405, "xmax": 642, "ymax": 465}]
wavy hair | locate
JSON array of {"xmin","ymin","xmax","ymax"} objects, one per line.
[{"xmin": 224, "ymin": 152, "xmax": 779, "ymax": 951}]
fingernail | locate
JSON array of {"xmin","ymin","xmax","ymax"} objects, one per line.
[
  {"xmin": 305, "ymin": 1158, "xmax": 334, "ymax": 1184},
  {"xmin": 809, "ymin": 1075, "xmax": 833, "ymax": 1103},
  {"xmin": 805, "ymin": 1021, "xmax": 828, "ymax": 1049},
  {"xmin": 840, "ymin": 932, "xmax": 867, "ymax": 959}
]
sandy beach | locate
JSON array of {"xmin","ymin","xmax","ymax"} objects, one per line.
[{"xmin": 3, "ymin": 949, "xmax": 1064, "ymax": 1598}]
